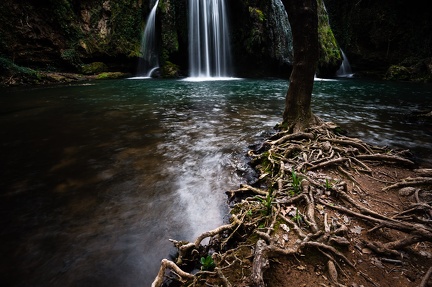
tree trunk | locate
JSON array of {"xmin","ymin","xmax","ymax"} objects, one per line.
[{"xmin": 281, "ymin": 0, "xmax": 320, "ymax": 133}]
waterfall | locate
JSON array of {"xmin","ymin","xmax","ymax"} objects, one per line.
[
  {"xmin": 188, "ymin": 0, "xmax": 232, "ymax": 79},
  {"xmin": 336, "ymin": 49, "xmax": 353, "ymax": 78},
  {"xmin": 137, "ymin": 0, "xmax": 159, "ymax": 78}
]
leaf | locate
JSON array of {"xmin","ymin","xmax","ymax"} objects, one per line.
[
  {"xmin": 350, "ymin": 225, "xmax": 363, "ymax": 234},
  {"xmin": 281, "ymin": 205, "xmax": 296, "ymax": 217},
  {"xmin": 200, "ymin": 255, "xmax": 215, "ymax": 271},
  {"xmin": 280, "ymin": 223, "xmax": 290, "ymax": 233}
]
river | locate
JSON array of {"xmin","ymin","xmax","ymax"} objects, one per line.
[{"xmin": 0, "ymin": 77, "xmax": 431, "ymax": 286}]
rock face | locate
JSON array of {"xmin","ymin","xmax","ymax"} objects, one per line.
[
  {"xmin": 228, "ymin": 0, "xmax": 294, "ymax": 78},
  {"xmin": 325, "ymin": 0, "xmax": 432, "ymax": 82},
  {"xmin": 228, "ymin": 0, "xmax": 341, "ymax": 78},
  {"xmin": 10, "ymin": 0, "xmax": 426, "ymax": 84},
  {"xmin": 0, "ymin": 0, "xmax": 144, "ymax": 74},
  {"xmin": 0, "ymin": 0, "xmax": 341, "ymax": 82}
]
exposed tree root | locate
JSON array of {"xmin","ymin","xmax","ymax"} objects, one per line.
[
  {"xmin": 151, "ymin": 122, "xmax": 431, "ymax": 286},
  {"xmin": 420, "ymin": 266, "xmax": 432, "ymax": 287},
  {"xmin": 151, "ymin": 259, "xmax": 194, "ymax": 287}
]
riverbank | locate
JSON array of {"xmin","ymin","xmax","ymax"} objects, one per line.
[
  {"xmin": 152, "ymin": 122, "xmax": 432, "ymax": 287},
  {"xmin": 0, "ymin": 69, "xmax": 131, "ymax": 87}
]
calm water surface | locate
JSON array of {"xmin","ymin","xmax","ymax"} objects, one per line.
[{"xmin": 0, "ymin": 78, "xmax": 431, "ymax": 286}]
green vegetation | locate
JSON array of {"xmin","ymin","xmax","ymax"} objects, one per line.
[
  {"xmin": 200, "ymin": 255, "xmax": 215, "ymax": 271},
  {"xmin": 161, "ymin": 61, "xmax": 180, "ymax": 78},
  {"xmin": 60, "ymin": 49, "xmax": 82, "ymax": 69},
  {"xmin": 324, "ymin": 178, "xmax": 332, "ymax": 190},
  {"xmin": 81, "ymin": 62, "xmax": 108, "ymax": 75},
  {"xmin": 291, "ymin": 207, "xmax": 302, "ymax": 225},
  {"xmin": 255, "ymin": 190, "xmax": 274, "ymax": 216},
  {"xmin": 248, "ymin": 7, "xmax": 265, "ymax": 22},
  {"xmin": 317, "ymin": 0, "xmax": 342, "ymax": 74},
  {"xmin": 257, "ymin": 151, "xmax": 274, "ymax": 175},
  {"xmin": 384, "ymin": 65, "xmax": 411, "ymax": 81},
  {"xmin": 0, "ymin": 56, "xmax": 42, "ymax": 84},
  {"xmin": 160, "ymin": 0, "xmax": 182, "ymax": 68},
  {"xmin": 96, "ymin": 72, "xmax": 127, "ymax": 80},
  {"xmin": 290, "ymin": 169, "xmax": 302, "ymax": 195}
]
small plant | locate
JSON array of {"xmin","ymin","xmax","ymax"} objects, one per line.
[
  {"xmin": 291, "ymin": 169, "xmax": 302, "ymax": 195},
  {"xmin": 325, "ymin": 178, "xmax": 332, "ymax": 190},
  {"xmin": 200, "ymin": 255, "xmax": 215, "ymax": 271},
  {"xmin": 292, "ymin": 208, "xmax": 302, "ymax": 225},
  {"xmin": 256, "ymin": 189, "xmax": 274, "ymax": 216}
]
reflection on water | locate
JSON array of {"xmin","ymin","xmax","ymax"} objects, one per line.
[
  {"xmin": 313, "ymin": 78, "xmax": 432, "ymax": 163},
  {"xmin": 0, "ymin": 78, "xmax": 431, "ymax": 286}
]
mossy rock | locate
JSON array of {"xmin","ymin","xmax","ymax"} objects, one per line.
[
  {"xmin": 0, "ymin": 56, "xmax": 44, "ymax": 85},
  {"xmin": 161, "ymin": 61, "xmax": 180, "ymax": 78},
  {"xmin": 81, "ymin": 62, "xmax": 108, "ymax": 75},
  {"xmin": 385, "ymin": 65, "xmax": 411, "ymax": 81},
  {"xmin": 96, "ymin": 72, "xmax": 128, "ymax": 80}
]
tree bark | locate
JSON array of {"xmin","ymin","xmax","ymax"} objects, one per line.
[{"xmin": 281, "ymin": 0, "xmax": 320, "ymax": 133}]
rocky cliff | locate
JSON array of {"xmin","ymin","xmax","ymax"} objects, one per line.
[
  {"xmin": 0, "ymin": 0, "xmax": 358, "ymax": 85},
  {"xmin": 0, "ymin": 0, "xmax": 143, "ymax": 71},
  {"xmin": 325, "ymin": 0, "xmax": 432, "ymax": 82}
]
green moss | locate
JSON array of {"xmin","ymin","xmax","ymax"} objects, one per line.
[
  {"xmin": 384, "ymin": 65, "xmax": 411, "ymax": 81},
  {"xmin": 159, "ymin": 0, "xmax": 169, "ymax": 13},
  {"xmin": 161, "ymin": 61, "xmax": 180, "ymax": 78},
  {"xmin": 0, "ymin": 56, "xmax": 44, "ymax": 85},
  {"xmin": 81, "ymin": 62, "xmax": 108, "ymax": 75},
  {"xmin": 34, "ymin": 0, "xmax": 83, "ymax": 44},
  {"xmin": 160, "ymin": 0, "xmax": 180, "ymax": 64},
  {"xmin": 317, "ymin": 0, "xmax": 342, "ymax": 73},
  {"xmin": 96, "ymin": 72, "xmax": 127, "ymax": 80},
  {"xmin": 74, "ymin": 0, "xmax": 141, "ymax": 58},
  {"xmin": 129, "ymin": 42, "xmax": 142, "ymax": 58},
  {"xmin": 318, "ymin": 25, "xmax": 340, "ymax": 64},
  {"xmin": 0, "ymin": 57, "xmax": 39, "ymax": 77},
  {"xmin": 249, "ymin": 7, "xmax": 265, "ymax": 22},
  {"xmin": 61, "ymin": 48, "xmax": 83, "ymax": 68}
]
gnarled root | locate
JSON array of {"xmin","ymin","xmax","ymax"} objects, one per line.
[
  {"xmin": 152, "ymin": 122, "xmax": 430, "ymax": 287},
  {"xmin": 151, "ymin": 259, "xmax": 194, "ymax": 287}
]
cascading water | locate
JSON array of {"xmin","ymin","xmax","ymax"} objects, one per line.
[
  {"xmin": 336, "ymin": 49, "xmax": 354, "ymax": 78},
  {"xmin": 188, "ymin": 0, "xmax": 232, "ymax": 79},
  {"xmin": 137, "ymin": 0, "xmax": 160, "ymax": 78}
]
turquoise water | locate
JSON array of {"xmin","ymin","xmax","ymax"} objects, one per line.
[{"xmin": 0, "ymin": 78, "xmax": 431, "ymax": 286}]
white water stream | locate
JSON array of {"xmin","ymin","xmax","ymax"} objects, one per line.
[
  {"xmin": 336, "ymin": 49, "xmax": 354, "ymax": 78},
  {"xmin": 137, "ymin": 0, "xmax": 160, "ymax": 77},
  {"xmin": 188, "ymin": 0, "xmax": 232, "ymax": 79}
]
